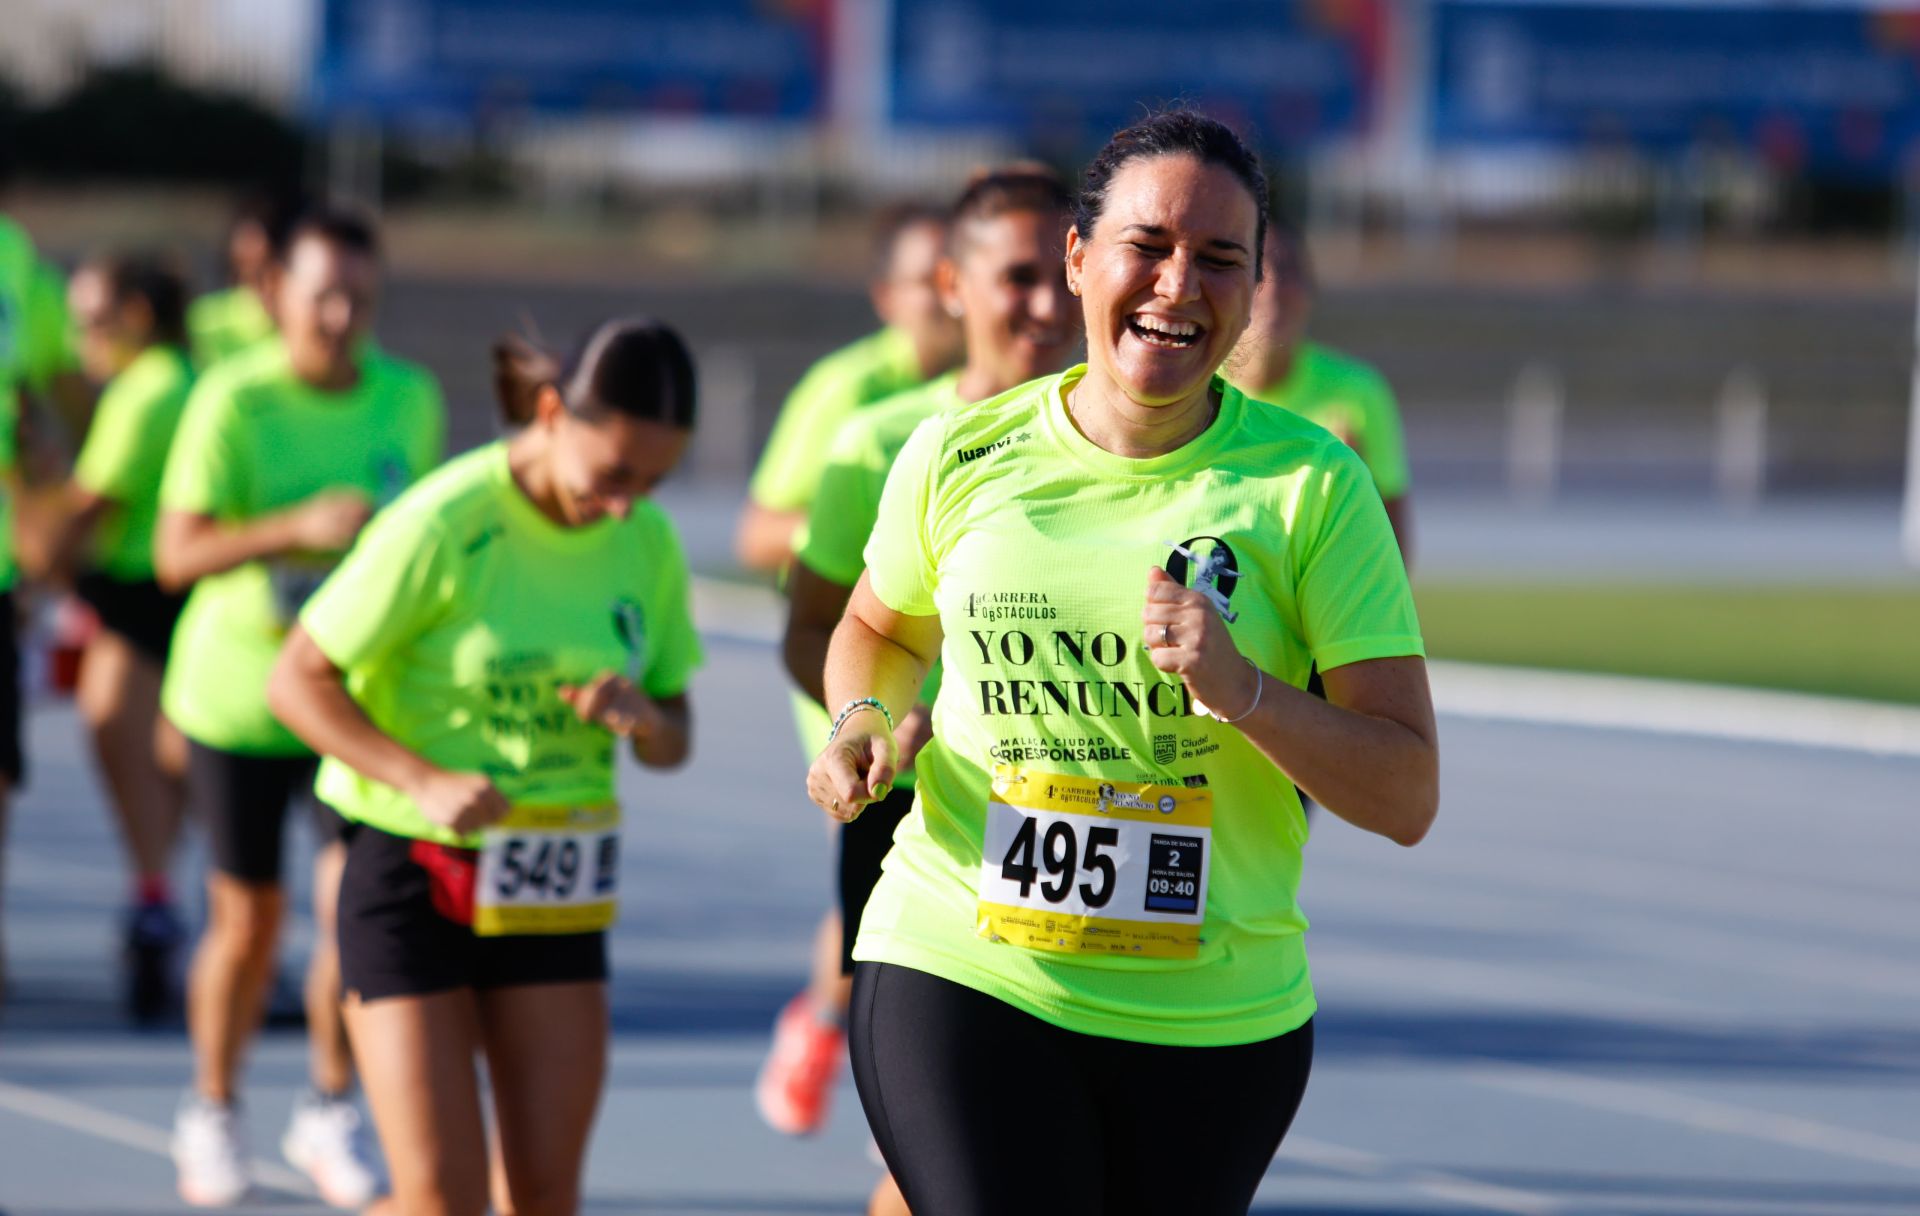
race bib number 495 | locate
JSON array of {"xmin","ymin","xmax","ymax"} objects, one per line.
[
  {"xmin": 976, "ymin": 766, "xmax": 1211, "ymax": 960},
  {"xmin": 474, "ymin": 804, "xmax": 620, "ymax": 937}
]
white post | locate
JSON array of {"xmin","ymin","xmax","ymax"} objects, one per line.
[
  {"xmin": 1508, "ymin": 362, "xmax": 1564, "ymax": 505},
  {"xmin": 1713, "ymin": 366, "xmax": 1767, "ymax": 511},
  {"xmin": 693, "ymin": 344, "xmax": 755, "ymax": 483}
]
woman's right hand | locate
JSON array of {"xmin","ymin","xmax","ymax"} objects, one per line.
[
  {"xmin": 807, "ymin": 706, "xmax": 898, "ymax": 823},
  {"xmin": 408, "ymin": 767, "xmax": 511, "ymax": 835}
]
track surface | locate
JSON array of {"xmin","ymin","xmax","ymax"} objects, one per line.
[{"xmin": 2, "ymin": 613, "xmax": 1916, "ymax": 1215}]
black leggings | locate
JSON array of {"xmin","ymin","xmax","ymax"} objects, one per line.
[{"xmin": 850, "ymin": 962, "xmax": 1313, "ymax": 1216}]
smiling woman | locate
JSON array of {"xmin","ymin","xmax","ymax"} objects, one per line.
[{"xmin": 806, "ymin": 111, "xmax": 1439, "ymax": 1216}]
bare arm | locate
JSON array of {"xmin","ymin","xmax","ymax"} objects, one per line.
[
  {"xmin": 787, "ymin": 559, "xmax": 934, "ymax": 768},
  {"xmin": 154, "ymin": 491, "xmax": 371, "ymax": 593},
  {"xmin": 733, "ymin": 501, "xmax": 805, "ymax": 574},
  {"xmin": 783, "ymin": 560, "xmax": 854, "ymax": 704},
  {"xmin": 805, "ymin": 572, "xmax": 942, "ymax": 821},
  {"xmin": 555, "ymin": 673, "xmax": 692, "ymax": 770},
  {"xmin": 268, "ymin": 626, "xmax": 509, "ymax": 835},
  {"xmin": 23, "ymin": 487, "xmax": 111, "ymax": 585},
  {"xmin": 1142, "ymin": 568, "xmax": 1438, "ymax": 846}
]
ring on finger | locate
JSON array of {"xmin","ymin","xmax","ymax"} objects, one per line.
[{"xmin": 1162, "ymin": 622, "xmax": 1173, "ymax": 647}]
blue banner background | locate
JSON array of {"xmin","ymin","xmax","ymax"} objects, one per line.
[
  {"xmin": 1431, "ymin": 2, "xmax": 1920, "ymax": 175},
  {"xmin": 886, "ymin": 0, "xmax": 1383, "ymax": 149},
  {"xmin": 312, "ymin": 0, "xmax": 827, "ymax": 123}
]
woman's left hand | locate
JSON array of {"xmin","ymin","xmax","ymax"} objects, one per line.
[
  {"xmin": 1141, "ymin": 567, "xmax": 1258, "ymax": 721},
  {"xmin": 558, "ymin": 672, "xmax": 664, "ymax": 739}
]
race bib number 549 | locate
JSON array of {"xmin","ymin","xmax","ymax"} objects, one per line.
[
  {"xmin": 976, "ymin": 767, "xmax": 1211, "ymax": 960},
  {"xmin": 474, "ymin": 804, "xmax": 620, "ymax": 936}
]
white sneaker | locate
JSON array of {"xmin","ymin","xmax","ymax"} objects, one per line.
[
  {"xmin": 281, "ymin": 1091, "xmax": 383, "ymax": 1209},
  {"xmin": 172, "ymin": 1093, "xmax": 251, "ymax": 1207}
]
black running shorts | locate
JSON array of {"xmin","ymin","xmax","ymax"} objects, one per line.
[{"xmin": 336, "ymin": 818, "xmax": 608, "ymax": 1002}]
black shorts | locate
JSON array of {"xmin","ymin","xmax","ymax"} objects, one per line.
[
  {"xmin": 189, "ymin": 742, "xmax": 336, "ymax": 883},
  {"xmin": 75, "ymin": 572, "xmax": 187, "ymax": 664},
  {"xmin": 0, "ymin": 592, "xmax": 20, "ymax": 786},
  {"xmin": 837, "ymin": 784, "xmax": 915, "ymax": 975},
  {"xmin": 337, "ymin": 819, "xmax": 608, "ymax": 1003},
  {"xmin": 851, "ymin": 962, "xmax": 1313, "ymax": 1216}
]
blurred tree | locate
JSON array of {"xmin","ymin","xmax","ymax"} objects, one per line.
[{"xmin": 12, "ymin": 65, "xmax": 304, "ymax": 187}]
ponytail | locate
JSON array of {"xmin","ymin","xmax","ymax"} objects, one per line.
[{"xmin": 491, "ymin": 333, "xmax": 560, "ymax": 428}]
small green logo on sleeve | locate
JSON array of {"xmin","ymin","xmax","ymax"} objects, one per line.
[{"xmin": 611, "ymin": 597, "xmax": 647, "ymax": 678}]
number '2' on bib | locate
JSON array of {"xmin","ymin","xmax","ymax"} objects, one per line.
[
  {"xmin": 475, "ymin": 804, "xmax": 620, "ymax": 936},
  {"xmin": 977, "ymin": 766, "xmax": 1211, "ymax": 960}
]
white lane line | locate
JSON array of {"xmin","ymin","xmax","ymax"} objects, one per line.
[
  {"xmin": 1429, "ymin": 661, "xmax": 1920, "ymax": 759},
  {"xmin": 1463, "ymin": 1061, "xmax": 1920, "ymax": 1172},
  {"xmin": 0, "ymin": 1077, "xmax": 316, "ymax": 1196},
  {"xmin": 1282, "ymin": 1134, "xmax": 1567, "ymax": 1215},
  {"xmin": 688, "ymin": 576, "xmax": 1920, "ymax": 758}
]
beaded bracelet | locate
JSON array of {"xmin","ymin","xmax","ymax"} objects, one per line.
[
  {"xmin": 828, "ymin": 696, "xmax": 895, "ymax": 742},
  {"xmin": 1209, "ymin": 659, "xmax": 1264, "ymax": 724}
]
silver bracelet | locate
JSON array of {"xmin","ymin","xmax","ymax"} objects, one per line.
[
  {"xmin": 828, "ymin": 696, "xmax": 894, "ymax": 742},
  {"xmin": 1210, "ymin": 659, "xmax": 1263, "ymax": 724}
]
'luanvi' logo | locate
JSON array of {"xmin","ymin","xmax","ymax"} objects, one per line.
[
  {"xmin": 1164, "ymin": 536, "xmax": 1241, "ymax": 623},
  {"xmin": 954, "ymin": 431, "xmax": 1030, "ymax": 465}
]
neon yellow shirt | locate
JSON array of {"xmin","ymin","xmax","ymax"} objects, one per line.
[
  {"xmin": 1256, "ymin": 341, "xmax": 1411, "ymax": 500},
  {"xmin": 159, "ymin": 339, "xmax": 446, "ymax": 755},
  {"xmin": 73, "ymin": 344, "xmax": 195, "ymax": 581},
  {"xmin": 301, "ymin": 442, "xmax": 702, "ymax": 845},
  {"xmin": 748, "ymin": 326, "xmax": 924, "ymax": 513},
  {"xmin": 793, "ymin": 373, "xmax": 959, "ymax": 788},
  {"xmin": 853, "ymin": 365, "xmax": 1423, "ymax": 1046},
  {"xmin": 188, "ymin": 287, "xmax": 275, "ymax": 370},
  {"xmin": 0, "ymin": 219, "xmax": 40, "ymax": 592},
  {"xmin": 22, "ymin": 259, "xmax": 74, "ymax": 394}
]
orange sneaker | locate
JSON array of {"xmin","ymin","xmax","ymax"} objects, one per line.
[{"xmin": 753, "ymin": 993, "xmax": 846, "ymax": 1135}]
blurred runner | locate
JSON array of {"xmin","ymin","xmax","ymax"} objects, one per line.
[
  {"xmin": 743, "ymin": 204, "xmax": 962, "ymax": 1139},
  {"xmin": 1229, "ymin": 219, "xmax": 1413, "ymax": 563},
  {"xmin": 21, "ymin": 254, "xmax": 91, "ymax": 438},
  {"xmin": 732, "ymin": 203, "xmax": 961, "ymax": 572},
  {"xmin": 43, "ymin": 253, "xmax": 195, "ymax": 1022},
  {"xmin": 156, "ymin": 208, "xmax": 445, "ymax": 1208},
  {"xmin": 771, "ymin": 169, "xmax": 1079, "ymax": 1216},
  {"xmin": 809, "ymin": 112, "xmax": 1437, "ymax": 1215},
  {"xmin": 0, "ymin": 208, "xmax": 44, "ymax": 1005},
  {"xmin": 267, "ymin": 318, "xmax": 700, "ymax": 1216},
  {"xmin": 188, "ymin": 193, "xmax": 288, "ymax": 371}
]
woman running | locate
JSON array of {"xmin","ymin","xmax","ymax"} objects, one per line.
[
  {"xmin": 268, "ymin": 317, "xmax": 701, "ymax": 1216},
  {"xmin": 159, "ymin": 208, "xmax": 442, "ymax": 1209},
  {"xmin": 808, "ymin": 111, "xmax": 1439, "ymax": 1216},
  {"xmin": 52, "ymin": 253, "xmax": 196, "ymax": 1021}
]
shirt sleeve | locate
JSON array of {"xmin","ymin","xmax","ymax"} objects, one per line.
[
  {"xmin": 407, "ymin": 371, "xmax": 448, "ymax": 475},
  {"xmin": 1294, "ymin": 440, "xmax": 1424, "ymax": 673},
  {"xmin": 300, "ymin": 501, "xmax": 452, "ymax": 673},
  {"xmin": 73, "ymin": 363, "xmax": 161, "ymax": 501},
  {"xmin": 159, "ymin": 373, "xmax": 247, "ymax": 517},
  {"xmin": 796, "ymin": 415, "xmax": 885, "ymax": 587},
  {"xmin": 861, "ymin": 413, "xmax": 943, "ymax": 617},
  {"xmin": 1353, "ymin": 368, "xmax": 1411, "ymax": 500},
  {"xmin": 639, "ymin": 515, "xmax": 703, "ymax": 699}
]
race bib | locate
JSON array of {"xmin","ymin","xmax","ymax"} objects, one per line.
[
  {"xmin": 474, "ymin": 803, "xmax": 621, "ymax": 936},
  {"xmin": 977, "ymin": 766, "xmax": 1212, "ymax": 960}
]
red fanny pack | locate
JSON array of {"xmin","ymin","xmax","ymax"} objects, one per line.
[{"xmin": 408, "ymin": 840, "xmax": 479, "ymax": 926}]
